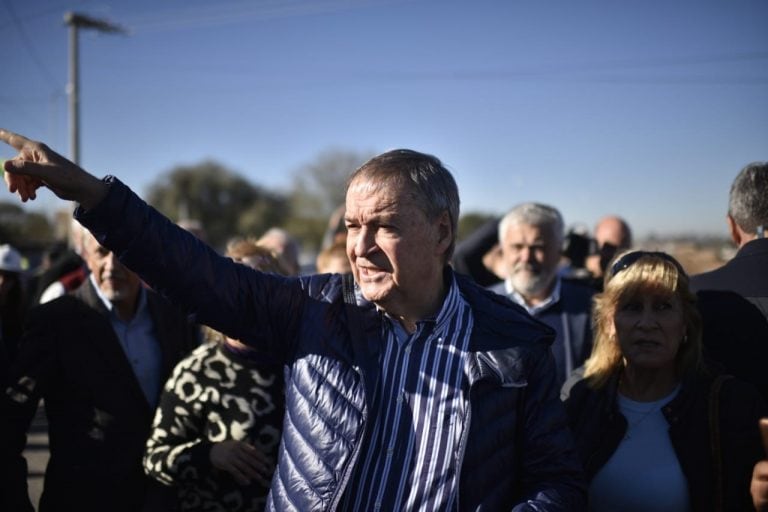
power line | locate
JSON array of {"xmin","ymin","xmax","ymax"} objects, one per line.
[
  {"xmin": 120, "ymin": 0, "xmax": 407, "ymax": 34},
  {"xmin": 371, "ymin": 52, "xmax": 768, "ymax": 81},
  {"xmin": 0, "ymin": 0, "xmax": 92, "ymax": 28},
  {"xmin": 2, "ymin": 0, "xmax": 62, "ymax": 91}
]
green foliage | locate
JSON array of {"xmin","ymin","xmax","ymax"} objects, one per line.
[
  {"xmin": 290, "ymin": 148, "xmax": 373, "ymax": 219},
  {"xmin": 283, "ymin": 216, "xmax": 328, "ymax": 254},
  {"xmin": 287, "ymin": 149, "xmax": 373, "ymax": 252},
  {"xmin": 0, "ymin": 202, "xmax": 55, "ymax": 248},
  {"xmin": 144, "ymin": 149, "xmax": 374, "ymax": 256},
  {"xmin": 145, "ymin": 161, "xmax": 289, "ymax": 251},
  {"xmin": 458, "ymin": 212, "xmax": 497, "ymax": 242}
]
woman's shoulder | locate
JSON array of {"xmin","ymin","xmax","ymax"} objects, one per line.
[
  {"xmin": 686, "ymin": 366, "xmax": 763, "ymax": 398},
  {"xmin": 167, "ymin": 342, "xmax": 219, "ymax": 379},
  {"xmin": 683, "ymin": 367, "xmax": 768, "ymax": 420},
  {"xmin": 561, "ymin": 366, "xmax": 618, "ymax": 402},
  {"xmin": 562, "ymin": 368, "xmax": 615, "ymax": 417},
  {"xmin": 716, "ymin": 374, "xmax": 768, "ymax": 418},
  {"xmin": 560, "ymin": 366, "xmax": 587, "ymax": 401}
]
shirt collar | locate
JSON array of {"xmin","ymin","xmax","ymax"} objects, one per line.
[
  {"xmin": 381, "ymin": 268, "xmax": 464, "ymax": 341},
  {"xmin": 505, "ymin": 275, "xmax": 561, "ymax": 315},
  {"xmin": 90, "ymin": 273, "xmax": 147, "ymax": 320},
  {"xmin": 432, "ymin": 270, "xmax": 463, "ymax": 332}
]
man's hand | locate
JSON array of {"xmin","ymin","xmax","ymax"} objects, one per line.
[
  {"xmin": 209, "ymin": 439, "xmax": 274, "ymax": 487},
  {"xmin": 754, "ymin": 461, "xmax": 768, "ymax": 511},
  {"xmin": 0, "ymin": 128, "xmax": 107, "ymax": 209},
  {"xmin": 753, "ymin": 418, "xmax": 768, "ymax": 511}
]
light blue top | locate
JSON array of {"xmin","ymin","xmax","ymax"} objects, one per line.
[
  {"xmin": 589, "ymin": 385, "xmax": 691, "ymax": 512},
  {"xmin": 91, "ymin": 275, "xmax": 163, "ymax": 409}
]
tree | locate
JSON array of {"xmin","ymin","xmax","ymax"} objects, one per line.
[
  {"xmin": 287, "ymin": 148, "xmax": 374, "ymax": 251},
  {"xmin": 290, "ymin": 148, "xmax": 373, "ymax": 218},
  {"xmin": 0, "ymin": 202, "xmax": 54, "ymax": 249},
  {"xmin": 145, "ymin": 161, "xmax": 289, "ymax": 251},
  {"xmin": 458, "ymin": 212, "xmax": 498, "ymax": 242}
]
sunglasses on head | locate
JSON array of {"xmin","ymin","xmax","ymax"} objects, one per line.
[{"xmin": 610, "ymin": 251, "xmax": 686, "ymax": 278}]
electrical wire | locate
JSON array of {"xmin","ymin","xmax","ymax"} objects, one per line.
[
  {"xmin": 119, "ymin": 0, "xmax": 408, "ymax": 34},
  {"xmin": 2, "ymin": 0, "xmax": 63, "ymax": 90}
]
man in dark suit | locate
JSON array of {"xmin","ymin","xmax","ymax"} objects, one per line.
[
  {"xmin": 0, "ymin": 226, "xmax": 198, "ymax": 512},
  {"xmin": 691, "ymin": 161, "xmax": 768, "ymax": 398},
  {"xmin": 489, "ymin": 203, "xmax": 594, "ymax": 387}
]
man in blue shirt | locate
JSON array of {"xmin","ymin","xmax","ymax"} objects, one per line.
[
  {"xmin": 0, "ymin": 222, "xmax": 197, "ymax": 511},
  {"xmin": 490, "ymin": 203, "xmax": 594, "ymax": 387}
]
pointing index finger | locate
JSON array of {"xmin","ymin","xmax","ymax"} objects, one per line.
[{"xmin": 0, "ymin": 128, "xmax": 32, "ymax": 151}]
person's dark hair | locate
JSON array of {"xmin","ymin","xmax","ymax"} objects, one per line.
[
  {"xmin": 347, "ymin": 149, "xmax": 460, "ymax": 261},
  {"xmin": 728, "ymin": 162, "xmax": 768, "ymax": 234}
]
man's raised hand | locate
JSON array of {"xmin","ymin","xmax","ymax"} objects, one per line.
[{"xmin": 1, "ymin": 128, "xmax": 107, "ymax": 209}]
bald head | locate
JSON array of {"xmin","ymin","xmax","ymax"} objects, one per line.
[
  {"xmin": 586, "ymin": 216, "xmax": 632, "ymax": 278},
  {"xmin": 594, "ymin": 216, "xmax": 632, "ymax": 251}
]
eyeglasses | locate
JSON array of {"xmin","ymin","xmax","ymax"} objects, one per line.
[{"xmin": 609, "ymin": 251, "xmax": 686, "ymax": 278}]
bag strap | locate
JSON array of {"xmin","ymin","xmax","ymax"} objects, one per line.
[{"xmin": 709, "ymin": 374, "xmax": 733, "ymax": 512}]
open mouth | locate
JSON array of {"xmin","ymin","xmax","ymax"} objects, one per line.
[{"xmin": 358, "ymin": 265, "xmax": 386, "ymax": 278}]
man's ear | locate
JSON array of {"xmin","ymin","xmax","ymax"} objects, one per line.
[
  {"xmin": 727, "ymin": 214, "xmax": 742, "ymax": 247},
  {"xmin": 435, "ymin": 211, "xmax": 452, "ymax": 255}
]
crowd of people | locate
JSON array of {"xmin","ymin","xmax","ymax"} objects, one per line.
[{"xmin": 0, "ymin": 126, "xmax": 766, "ymax": 511}]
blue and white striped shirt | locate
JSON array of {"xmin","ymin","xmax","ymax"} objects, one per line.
[{"xmin": 344, "ymin": 275, "xmax": 474, "ymax": 511}]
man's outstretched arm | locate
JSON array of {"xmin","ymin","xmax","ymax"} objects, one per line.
[
  {"xmin": 1, "ymin": 128, "xmax": 301, "ymax": 358},
  {"xmin": 1, "ymin": 128, "xmax": 107, "ymax": 209}
]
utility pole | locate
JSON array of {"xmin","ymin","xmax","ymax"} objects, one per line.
[{"xmin": 64, "ymin": 12, "xmax": 126, "ymax": 165}]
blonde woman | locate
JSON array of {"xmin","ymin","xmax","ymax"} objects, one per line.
[
  {"xmin": 143, "ymin": 241, "xmax": 285, "ymax": 512},
  {"xmin": 563, "ymin": 251, "xmax": 766, "ymax": 511}
]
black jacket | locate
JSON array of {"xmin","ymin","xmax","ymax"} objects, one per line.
[
  {"xmin": 489, "ymin": 278, "xmax": 594, "ymax": 387},
  {"xmin": 691, "ymin": 238, "xmax": 768, "ymax": 399},
  {"xmin": 563, "ymin": 369, "xmax": 767, "ymax": 511},
  {"xmin": 691, "ymin": 238, "xmax": 768, "ymax": 317},
  {"xmin": 0, "ymin": 279, "xmax": 198, "ymax": 512}
]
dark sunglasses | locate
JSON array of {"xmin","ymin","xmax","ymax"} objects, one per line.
[{"xmin": 610, "ymin": 251, "xmax": 687, "ymax": 278}]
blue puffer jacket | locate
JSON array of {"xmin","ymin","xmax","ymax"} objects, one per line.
[{"xmin": 77, "ymin": 178, "xmax": 586, "ymax": 511}]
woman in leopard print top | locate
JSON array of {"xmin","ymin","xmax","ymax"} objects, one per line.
[{"xmin": 143, "ymin": 240, "xmax": 286, "ymax": 511}]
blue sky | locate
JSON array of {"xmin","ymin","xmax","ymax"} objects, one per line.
[{"xmin": 2, "ymin": 0, "xmax": 766, "ymax": 239}]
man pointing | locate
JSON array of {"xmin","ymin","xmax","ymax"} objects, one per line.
[{"xmin": 1, "ymin": 129, "xmax": 584, "ymax": 511}]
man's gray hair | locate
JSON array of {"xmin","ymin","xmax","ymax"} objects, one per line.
[
  {"xmin": 498, "ymin": 203, "xmax": 564, "ymax": 244},
  {"xmin": 729, "ymin": 162, "xmax": 768, "ymax": 235},
  {"xmin": 347, "ymin": 149, "xmax": 460, "ymax": 261}
]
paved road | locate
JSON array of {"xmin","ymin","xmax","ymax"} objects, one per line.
[{"xmin": 23, "ymin": 403, "xmax": 48, "ymax": 510}]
